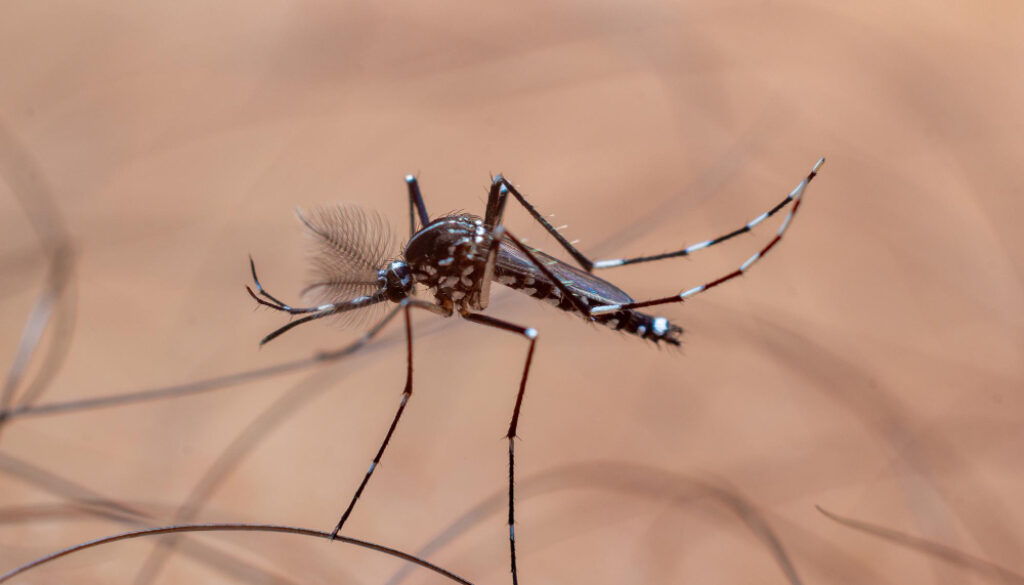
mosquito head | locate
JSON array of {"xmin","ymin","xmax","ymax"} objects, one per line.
[{"xmin": 380, "ymin": 260, "xmax": 413, "ymax": 302}]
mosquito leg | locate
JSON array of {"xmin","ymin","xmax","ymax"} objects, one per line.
[
  {"xmin": 490, "ymin": 176, "xmax": 593, "ymax": 270},
  {"xmin": 405, "ymin": 175, "xmax": 430, "ymax": 236},
  {"xmin": 589, "ymin": 159, "xmax": 824, "ymax": 316},
  {"xmin": 474, "ymin": 225, "xmax": 506, "ymax": 311},
  {"xmin": 483, "ymin": 175, "xmax": 510, "ymax": 228},
  {"xmin": 329, "ymin": 298, "xmax": 449, "ymax": 540},
  {"xmin": 497, "ymin": 158, "xmax": 823, "ymax": 272},
  {"xmin": 461, "ymin": 312, "xmax": 538, "ymax": 585},
  {"xmin": 589, "ymin": 158, "xmax": 824, "ymax": 269}
]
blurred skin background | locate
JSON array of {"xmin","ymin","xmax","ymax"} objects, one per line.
[{"xmin": 1, "ymin": 1, "xmax": 1022, "ymax": 584}]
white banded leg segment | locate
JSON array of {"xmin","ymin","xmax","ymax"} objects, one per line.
[
  {"xmin": 679, "ymin": 284, "xmax": 706, "ymax": 300},
  {"xmin": 592, "ymin": 258, "xmax": 625, "ymax": 269},
  {"xmin": 684, "ymin": 239, "xmax": 713, "ymax": 254},
  {"xmin": 739, "ymin": 251, "xmax": 762, "ymax": 273},
  {"xmin": 747, "ymin": 210, "xmax": 771, "ymax": 229},
  {"xmin": 589, "ymin": 304, "xmax": 622, "ymax": 316}
]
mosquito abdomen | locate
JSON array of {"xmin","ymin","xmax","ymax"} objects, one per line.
[
  {"xmin": 594, "ymin": 308, "xmax": 682, "ymax": 346},
  {"xmin": 496, "ymin": 269, "xmax": 682, "ymax": 345}
]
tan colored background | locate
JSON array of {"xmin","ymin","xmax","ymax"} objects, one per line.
[{"xmin": 1, "ymin": 2, "xmax": 1022, "ymax": 584}]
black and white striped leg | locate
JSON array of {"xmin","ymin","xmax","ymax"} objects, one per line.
[
  {"xmin": 462, "ymin": 312, "xmax": 538, "ymax": 585},
  {"xmin": 589, "ymin": 158, "xmax": 824, "ymax": 316},
  {"xmin": 405, "ymin": 175, "xmax": 431, "ymax": 237},
  {"xmin": 329, "ymin": 298, "xmax": 450, "ymax": 540},
  {"xmin": 494, "ymin": 158, "xmax": 823, "ymax": 272}
]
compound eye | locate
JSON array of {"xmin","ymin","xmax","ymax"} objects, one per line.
[
  {"xmin": 390, "ymin": 262, "xmax": 411, "ymax": 284},
  {"xmin": 384, "ymin": 262, "xmax": 413, "ymax": 299}
]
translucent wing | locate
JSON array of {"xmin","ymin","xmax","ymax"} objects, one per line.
[
  {"xmin": 495, "ymin": 239, "xmax": 634, "ymax": 306},
  {"xmin": 298, "ymin": 204, "xmax": 395, "ymax": 328}
]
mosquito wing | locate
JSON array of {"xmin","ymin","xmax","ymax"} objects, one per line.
[{"xmin": 495, "ymin": 239, "xmax": 634, "ymax": 306}]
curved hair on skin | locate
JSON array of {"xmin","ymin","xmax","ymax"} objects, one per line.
[{"xmin": 297, "ymin": 204, "xmax": 398, "ymax": 329}]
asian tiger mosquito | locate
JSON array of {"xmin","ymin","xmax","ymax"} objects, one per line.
[{"xmin": 246, "ymin": 158, "xmax": 824, "ymax": 584}]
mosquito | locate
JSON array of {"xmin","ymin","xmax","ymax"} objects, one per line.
[{"xmin": 246, "ymin": 158, "xmax": 825, "ymax": 584}]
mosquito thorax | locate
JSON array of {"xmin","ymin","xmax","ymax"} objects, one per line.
[
  {"xmin": 403, "ymin": 215, "xmax": 492, "ymax": 310},
  {"xmin": 380, "ymin": 261, "xmax": 413, "ymax": 302}
]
